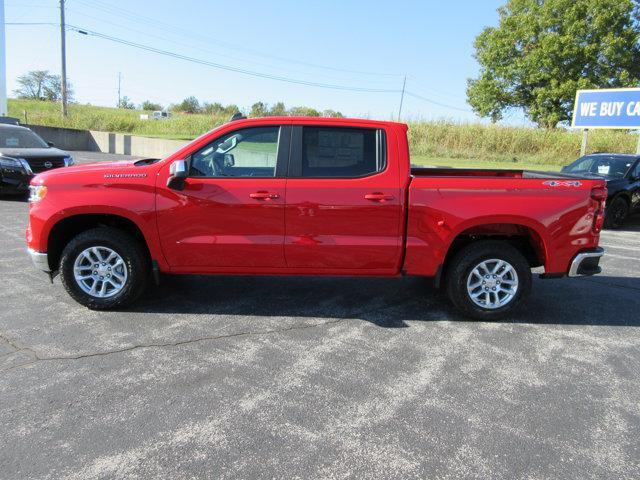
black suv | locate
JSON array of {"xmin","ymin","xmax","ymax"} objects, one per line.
[
  {"xmin": 0, "ymin": 124, "xmax": 74, "ymax": 194},
  {"xmin": 562, "ymin": 153, "xmax": 640, "ymax": 228}
]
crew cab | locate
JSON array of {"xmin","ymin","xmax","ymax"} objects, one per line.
[{"xmin": 26, "ymin": 116, "xmax": 606, "ymax": 319}]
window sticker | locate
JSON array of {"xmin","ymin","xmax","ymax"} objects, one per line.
[
  {"xmin": 597, "ymin": 165, "xmax": 610, "ymax": 175},
  {"xmin": 5, "ymin": 137, "xmax": 19, "ymax": 147}
]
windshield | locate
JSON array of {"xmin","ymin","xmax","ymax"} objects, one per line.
[
  {"xmin": 0, "ymin": 128, "xmax": 48, "ymax": 149},
  {"xmin": 563, "ymin": 155, "xmax": 633, "ymax": 178}
]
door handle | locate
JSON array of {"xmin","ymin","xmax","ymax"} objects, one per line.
[
  {"xmin": 364, "ymin": 192, "xmax": 394, "ymax": 202},
  {"xmin": 249, "ymin": 191, "xmax": 279, "ymax": 200}
]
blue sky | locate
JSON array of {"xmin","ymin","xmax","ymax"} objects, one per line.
[{"xmin": 4, "ymin": 0, "xmax": 518, "ymax": 122}]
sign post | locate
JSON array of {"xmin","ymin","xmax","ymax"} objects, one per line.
[
  {"xmin": 572, "ymin": 88, "xmax": 640, "ymax": 155},
  {"xmin": 581, "ymin": 129, "xmax": 588, "ymax": 156}
]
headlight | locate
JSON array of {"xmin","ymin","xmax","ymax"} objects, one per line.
[
  {"xmin": 28, "ymin": 185, "xmax": 47, "ymax": 203},
  {"xmin": 0, "ymin": 156, "xmax": 33, "ymax": 174},
  {"xmin": 64, "ymin": 155, "xmax": 75, "ymax": 166},
  {"xmin": 0, "ymin": 156, "xmax": 22, "ymax": 168}
]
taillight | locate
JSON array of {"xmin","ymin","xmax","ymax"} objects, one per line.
[{"xmin": 591, "ymin": 186, "xmax": 607, "ymax": 234}]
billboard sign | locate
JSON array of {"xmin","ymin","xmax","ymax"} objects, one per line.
[{"xmin": 572, "ymin": 88, "xmax": 640, "ymax": 129}]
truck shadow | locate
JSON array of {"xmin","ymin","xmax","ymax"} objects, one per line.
[{"xmin": 127, "ymin": 274, "xmax": 640, "ymax": 328}]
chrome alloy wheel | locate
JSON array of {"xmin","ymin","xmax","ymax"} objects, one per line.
[
  {"xmin": 466, "ymin": 258, "xmax": 519, "ymax": 310},
  {"xmin": 73, "ymin": 246, "xmax": 128, "ymax": 298}
]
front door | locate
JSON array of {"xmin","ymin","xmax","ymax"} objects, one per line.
[
  {"xmin": 284, "ymin": 125, "xmax": 403, "ymax": 272},
  {"xmin": 157, "ymin": 125, "xmax": 290, "ymax": 270}
]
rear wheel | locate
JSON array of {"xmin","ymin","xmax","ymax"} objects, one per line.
[
  {"xmin": 445, "ymin": 240, "xmax": 532, "ymax": 320},
  {"xmin": 60, "ymin": 227, "xmax": 148, "ymax": 309},
  {"xmin": 604, "ymin": 196, "xmax": 629, "ymax": 229}
]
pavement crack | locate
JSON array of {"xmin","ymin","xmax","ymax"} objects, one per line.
[
  {"xmin": 1, "ymin": 318, "xmax": 344, "ymax": 370},
  {"xmin": 0, "ymin": 332, "xmax": 39, "ymax": 359}
]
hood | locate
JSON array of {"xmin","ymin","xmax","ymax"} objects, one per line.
[
  {"xmin": 31, "ymin": 159, "xmax": 155, "ymax": 186},
  {"xmin": 0, "ymin": 147, "xmax": 70, "ymax": 158}
]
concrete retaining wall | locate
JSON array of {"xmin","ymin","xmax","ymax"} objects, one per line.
[
  {"xmin": 26, "ymin": 124, "xmax": 190, "ymax": 158},
  {"xmin": 26, "ymin": 124, "xmax": 94, "ymax": 151}
]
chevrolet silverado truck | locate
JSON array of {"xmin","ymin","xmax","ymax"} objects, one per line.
[{"xmin": 26, "ymin": 116, "xmax": 606, "ymax": 320}]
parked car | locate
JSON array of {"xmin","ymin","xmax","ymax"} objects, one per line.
[
  {"xmin": 25, "ymin": 116, "xmax": 606, "ymax": 320},
  {"xmin": 0, "ymin": 124, "xmax": 74, "ymax": 194},
  {"xmin": 562, "ymin": 153, "xmax": 640, "ymax": 228},
  {"xmin": 0, "ymin": 116, "xmax": 20, "ymax": 125}
]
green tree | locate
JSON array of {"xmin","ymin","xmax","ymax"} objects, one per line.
[
  {"xmin": 173, "ymin": 96, "xmax": 201, "ymax": 114},
  {"xmin": 467, "ymin": 0, "xmax": 640, "ymax": 128},
  {"xmin": 14, "ymin": 70, "xmax": 73, "ymax": 102},
  {"xmin": 288, "ymin": 106, "xmax": 320, "ymax": 117},
  {"xmin": 322, "ymin": 109, "xmax": 343, "ymax": 118},
  {"xmin": 269, "ymin": 102, "xmax": 287, "ymax": 116},
  {"xmin": 118, "ymin": 96, "xmax": 135, "ymax": 109},
  {"xmin": 201, "ymin": 101, "xmax": 224, "ymax": 114},
  {"xmin": 141, "ymin": 100, "xmax": 162, "ymax": 111},
  {"xmin": 250, "ymin": 101, "xmax": 269, "ymax": 117}
]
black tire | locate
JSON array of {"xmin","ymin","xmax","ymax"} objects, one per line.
[
  {"xmin": 60, "ymin": 227, "xmax": 148, "ymax": 309},
  {"xmin": 604, "ymin": 196, "xmax": 629, "ymax": 229},
  {"xmin": 445, "ymin": 240, "xmax": 532, "ymax": 321}
]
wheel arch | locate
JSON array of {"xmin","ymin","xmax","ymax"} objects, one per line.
[
  {"xmin": 435, "ymin": 221, "xmax": 547, "ymax": 288},
  {"xmin": 46, "ymin": 213, "xmax": 152, "ymax": 272}
]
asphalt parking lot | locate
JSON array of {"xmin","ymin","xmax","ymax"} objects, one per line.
[{"xmin": 1, "ymin": 152, "xmax": 639, "ymax": 479}]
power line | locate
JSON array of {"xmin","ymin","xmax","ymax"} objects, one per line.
[
  {"xmin": 63, "ymin": 7, "xmax": 400, "ymax": 86},
  {"xmin": 67, "ymin": 25, "xmax": 401, "ymax": 94},
  {"xmin": 73, "ymin": 0, "xmax": 403, "ymax": 79},
  {"xmin": 6, "ymin": 22, "xmax": 474, "ymax": 114},
  {"xmin": 404, "ymin": 91, "xmax": 471, "ymax": 113}
]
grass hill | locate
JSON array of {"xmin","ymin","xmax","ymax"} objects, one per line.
[{"xmin": 8, "ymin": 98, "xmax": 639, "ymax": 169}]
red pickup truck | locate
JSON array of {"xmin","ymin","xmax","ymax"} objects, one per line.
[{"xmin": 26, "ymin": 116, "xmax": 606, "ymax": 320}]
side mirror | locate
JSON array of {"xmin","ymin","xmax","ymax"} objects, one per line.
[
  {"xmin": 47, "ymin": 141, "xmax": 55, "ymax": 147},
  {"xmin": 167, "ymin": 159, "xmax": 188, "ymax": 190},
  {"xmin": 223, "ymin": 153, "xmax": 235, "ymax": 167}
]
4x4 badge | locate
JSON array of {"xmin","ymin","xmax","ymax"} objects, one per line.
[{"xmin": 543, "ymin": 180, "xmax": 582, "ymax": 187}]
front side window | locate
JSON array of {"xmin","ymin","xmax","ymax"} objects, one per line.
[
  {"xmin": 301, "ymin": 127, "xmax": 385, "ymax": 178},
  {"xmin": 190, "ymin": 126, "xmax": 280, "ymax": 178}
]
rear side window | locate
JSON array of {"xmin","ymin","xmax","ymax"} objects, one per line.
[{"xmin": 300, "ymin": 127, "xmax": 385, "ymax": 178}]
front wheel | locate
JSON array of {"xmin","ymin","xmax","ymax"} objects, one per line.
[
  {"xmin": 60, "ymin": 227, "xmax": 148, "ymax": 309},
  {"xmin": 445, "ymin": 240, "xmax": 532, "ymax": 321}
]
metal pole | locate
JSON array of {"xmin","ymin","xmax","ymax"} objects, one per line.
[
  {"xmin": 397, "ymin": 75, "xmax": 406, "ymax": 122},
  {"xmin": 580, "ymin": 129, "xmax": 588, "ymax": 156},
  {"xmin": 60, "ymin": 0, "xmax": 68, "ymax": 117},
  {"xmin": 0, "ymin": 0, "xmax": 7, "ymax": 116},
  {"xmin": 117, "ymin": 72, "xmax": 121, "ymax": 107},
  {"xmin": 636, "ymin": 133, "xmax": 640, "ymax": 155}
]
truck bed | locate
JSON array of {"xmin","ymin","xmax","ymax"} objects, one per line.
[{"xmin": 410, "ymin": 167, "xmax": 597, "ymax": 180}]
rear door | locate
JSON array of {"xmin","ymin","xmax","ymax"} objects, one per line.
[
  {"xmin": 156, "ymin": 124, "xmax": 290, "ymax": 270},
  {"xmin": 284, "ymin": 125, "xmax": 403, "ymax": 272}
]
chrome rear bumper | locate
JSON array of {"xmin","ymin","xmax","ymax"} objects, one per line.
[
  {"xmin": 568, "ymin": 247, "xmax": 604, "ymax": 277},
  {"xmin": 27, "ymin": 248, "xmax": 50, "ymax": 272}
]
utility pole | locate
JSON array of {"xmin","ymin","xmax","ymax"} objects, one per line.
[
  {"xmin": 117, "ymin": 72, "xmax": 121, "ymax": 107},
  {"xmin": 59, "ymin": 0, "xmax": 68, "ymax": 117},
  {"xmin": 0, "ymin": 0, "xmax": 7, "ymax": 116},
  {"xmin": 397, "ymin": 75, "xmax": 406, "ymax": 122}
]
